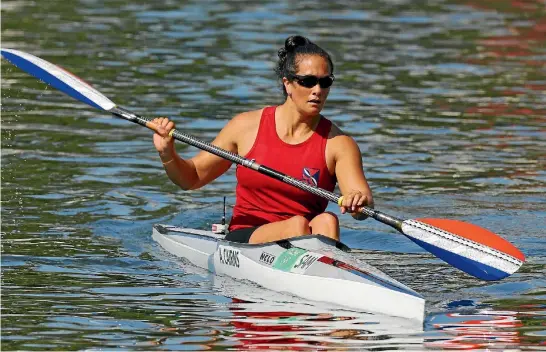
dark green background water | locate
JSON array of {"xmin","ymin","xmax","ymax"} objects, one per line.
[{"xmin": 2, "ymin": 0, "xmax": 545, "ymax": 350}]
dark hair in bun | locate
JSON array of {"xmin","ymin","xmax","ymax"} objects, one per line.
[{"xmin": 275, "ymin": 35, "xmax": 334, "ymax": 97}]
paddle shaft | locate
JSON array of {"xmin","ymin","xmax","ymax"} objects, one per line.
[{"xmin": 111, "ymin": 106, "xmax": 403, "ymax": 230}]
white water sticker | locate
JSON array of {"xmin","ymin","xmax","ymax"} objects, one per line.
[
  {"xmin": 218, "ymin": 246, "xmax": 240, "ymax": 268},
  {"xmin": 290, "ymin": 252, "xmax": 322, "ymax": 274}
]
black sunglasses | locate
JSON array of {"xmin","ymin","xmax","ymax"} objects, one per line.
[{"xmin": 290, "ymin": 74, "xmax": 335, "ymax": 89}]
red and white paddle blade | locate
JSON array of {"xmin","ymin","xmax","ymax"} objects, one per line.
[
  {"xmin": 1, "ymin": 48, "xmax": 115, "ymax": 111},
  {"xmin": 401, "ymin": 218, "xmax": 525, "ymax": 281}
]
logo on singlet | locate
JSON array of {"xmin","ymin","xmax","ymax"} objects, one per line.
[{"xmin": 302, "ymin": 167, "xmax": 320, "ymax": 187}]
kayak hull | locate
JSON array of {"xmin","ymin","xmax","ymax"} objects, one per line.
[{"xmin": 152, "ymin": 224, "xmax": 425, "ymax": 322}]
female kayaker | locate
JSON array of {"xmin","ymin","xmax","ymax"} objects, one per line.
[{"xmin": 152, "ymin": 35, "xmax": 373, "ymax": 244}]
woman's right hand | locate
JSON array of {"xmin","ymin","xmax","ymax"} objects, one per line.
[{"xmin": 152, "ymin": 117, "xmax": 176, "ymax": 157}]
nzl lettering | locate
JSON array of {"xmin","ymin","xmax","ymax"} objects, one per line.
[
  {"xmin": 219, "ymin": 247, "xmax": 240, "ymax": 268},
  {"xmin": 259, "ymin": 252, "xmax": 275, "ymax": 265},
  {"xmin": 293, "ymin": 254, "xmax": 319, "ymax": 271}
]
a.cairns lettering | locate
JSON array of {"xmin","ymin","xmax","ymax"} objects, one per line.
[
  {"xmin": 219, "ymin": 247, "xmax": 240, "ymax": 268},
  {"xmin": 293, "ymin": 254, "xmax": 319, "ymax": 271},
  {"xmin": 259, "ymin": 252, "xmax": 275, "ymax": 266}
]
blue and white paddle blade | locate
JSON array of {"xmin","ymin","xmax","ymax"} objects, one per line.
[
  {"xmin": 1, "ymin": 48, "xmax": 115, "ymax": 111},
  {"xmin": 401, "ymin": 219, "xmax": 525, "ymax": 281}
]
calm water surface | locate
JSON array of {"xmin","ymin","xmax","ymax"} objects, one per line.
[{"xmin": 2, "ymin": 0, "xmax": 545, "ymax": 350}]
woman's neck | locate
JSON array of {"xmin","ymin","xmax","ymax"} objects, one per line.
[{"xmin": 276, "ymin": 101, "xmax": 321, "ymax": 139}]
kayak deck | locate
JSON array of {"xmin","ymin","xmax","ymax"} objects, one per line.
[{"xmin": 152, "ymin": 224, "xmax": 425, "ymax": 322}]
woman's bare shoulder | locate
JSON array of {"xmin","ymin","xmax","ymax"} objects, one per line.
[
  {"xmin": 229, "ymin": 108, "xmax": 263, "ymax": 128},
  {"xmin": 326, "ymin": 120, "xmax": 360, "ymax": 153},
  {"xmin": 217, "ymin": 108, "xmax": 262, "ymax": 136},
  {"xmin": 327, "ymin": 120, "xmax": 351, "ymax": 140},
  {"xmin": 220, "ymin": 108, "xmax": 264, "ymax": 155}
]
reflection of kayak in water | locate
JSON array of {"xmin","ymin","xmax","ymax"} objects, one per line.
[
  {"xmin": 427, "ymin": 311, "xmax": 525, "ymax": 350},
  {"xmin": 215, "ymin": 291, "xmax": 424, "ymax": 349},
  {"xmin": 152, "ymin": 224, "xmax": 425, "ymax": 322}
]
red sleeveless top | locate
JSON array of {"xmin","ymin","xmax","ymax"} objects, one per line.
[{"xmin": 229, "ymin": 106, "xmax": 336, "ymax": 231}]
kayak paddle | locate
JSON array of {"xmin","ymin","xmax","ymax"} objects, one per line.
[{"xmin": 1, "ymin": 48, "xmax": 525, "ymax": 280}]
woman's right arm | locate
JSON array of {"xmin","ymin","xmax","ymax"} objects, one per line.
[
  {"xmin": 152, "ymin": 117, "xmax": 197, "ymax": 190},
  {"xmin": 152, "ymin": 113, "xmax": 250, "ymax": 190}
]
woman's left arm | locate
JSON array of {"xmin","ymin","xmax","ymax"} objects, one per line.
[{"xmin": 331, "ymin": 134, "xmax": 374, "ymax": 219}]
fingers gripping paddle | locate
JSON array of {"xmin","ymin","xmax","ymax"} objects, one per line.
[{"xmin": 1, "ymin": 48, "xmax": 525, "ymax": 280}]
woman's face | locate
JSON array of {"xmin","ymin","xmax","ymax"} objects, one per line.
[{"xmin": 284, "ymin": 55, "xmax": 332, "ymax": 116}]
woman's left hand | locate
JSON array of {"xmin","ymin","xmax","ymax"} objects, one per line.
[{"xmin": 339, "ymin": 190, "xmax": 373, "ymax": 219}]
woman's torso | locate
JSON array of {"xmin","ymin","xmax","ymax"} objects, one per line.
[{"xmin": 229, "ymin": 106, "xmax": 336, "ymax": 231}]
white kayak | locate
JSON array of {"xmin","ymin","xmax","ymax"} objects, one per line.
[{"xmin": 152, "ymin": 224, "xmax": 425, "ymax": 322}]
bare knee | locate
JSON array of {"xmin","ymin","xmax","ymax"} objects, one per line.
[
  {"xmin": 309, "ymin": 212, "xmax": 339, "ymax": 240},
  {"xmin": 322, "ymin": 212, "xmax": 339, "ymax": 228},
  {"xmin": 248, "ymin": 216, "xmax": 311, "ymax": 244},
  {"xmin": 312, "ymin": 212, "xmax": 339, "ymax": 229},
  {"xmin": 288, "ymin": 215, "xmax": 311, "ymax": 235}
]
